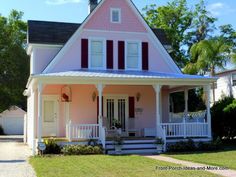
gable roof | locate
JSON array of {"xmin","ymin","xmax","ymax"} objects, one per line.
[{"xmin": 27, "ymin": 20, "xmax": 170, "ymax": 46}]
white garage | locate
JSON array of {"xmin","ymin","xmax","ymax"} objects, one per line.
[{"xmin": 0, "ymin": 106, "xmax": 26, "ymax": 135}]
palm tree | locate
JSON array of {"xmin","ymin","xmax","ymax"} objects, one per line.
[{"xmin": 184, "ymin": 37, "xmax": 233, "ymax": 103}]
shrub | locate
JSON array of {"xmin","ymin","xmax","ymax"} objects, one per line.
[
  {"xmin": 62, "ymin": 145, "xmax": 103, "ymax": 155},
  {"xmin": 167, "ymin": 139, "xmax": 196, "ymax": 152},
  {"xmin": 44, "ymin": 138, "xmax": 61, "ymax": 154},
  {"xmin": 211, "ymin": 97, "xmax": 236, "ymax": 139},
  {"xmin": 198, "ymin": 138, "xmax": 222, "ymax": 151},
  {"xmin": 0, "ymin": 125, "xmax": 5, "ymax": 135}
]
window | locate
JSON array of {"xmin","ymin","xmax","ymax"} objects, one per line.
[
  {"xmin": 232, "ymin": 74, "xmax": 236, "ymax": 86},
  {"xmin": 90, "ymin": 40, "xmax": 104, "ymax": 69},
  {"xmin": 211, "ymin": 81, "xmax": 217, "ymax": 89},
  {"xmin": 111, "ymin": 8, "xmax": 121, "ymax": 23},
  {"xmin": 126, "ymin": 42, "xmax": 141, "ymax": 70}
]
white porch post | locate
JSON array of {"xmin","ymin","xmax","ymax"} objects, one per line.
[
  {"xmin": 37, "ymin": 83, "xmax": 43, "ymax": 143},
  {"xmin": 153, "ymin": 84, "xmax": 162, "ymax": 137},
  {"xmin": 184, "ymin": 89, "xmax": 188, "ymax": 115},
  {"xmin": 204, "ymin": 85, "xmax": 212, "ymax": 138},
  {"xmin": 96, "ymin": 84, "xmax": 104, "ymax": 135}
]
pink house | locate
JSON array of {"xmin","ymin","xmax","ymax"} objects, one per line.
[{"xmin": 24, "ymin": 0, "xmax": 216, "ymax": 154}]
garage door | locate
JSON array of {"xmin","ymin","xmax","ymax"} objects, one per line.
[{"xmin": 1, "ymin": 117, "xmax": 24, "ymax": 135}]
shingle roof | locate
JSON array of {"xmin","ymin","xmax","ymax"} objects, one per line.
[{"xmin": 27, "ymin": 20, "xmax": 171, "ymax": 46}]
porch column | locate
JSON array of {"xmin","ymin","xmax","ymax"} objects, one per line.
[
  {"xmin": 96, "ymin": 84, "xmax": 104, "ymax": 128},
  {"xmin": 153, "ymin": 84, "xmax": 162, "ymax": 137},
  {"xmin": 37, "ymin": 83, "xmax": 43, "ymax": 143},
  {"xmin": 184, "ymin": 89, "xmax": 188, "ymax": 116},
  {"xmin": 204, "ymin": 85, "xmax": 212, "ymax": 138}
]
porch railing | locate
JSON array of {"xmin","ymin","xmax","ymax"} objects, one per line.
[
  {"xmin": 160, "ymin": 122, "xmax": 208, "ymax": 138},
  {"xmin": 66, "ymin": 121, "xmax": 99, "ymax": 141}
]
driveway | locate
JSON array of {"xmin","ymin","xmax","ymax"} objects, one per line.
[{"xmin": 0, "ymin": 136, "xmax": 36, "ymax": 177}]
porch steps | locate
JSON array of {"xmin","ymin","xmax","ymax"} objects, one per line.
[{"xmin": 105, "ymin": 139, "xmax": 158, "ymax": 155}]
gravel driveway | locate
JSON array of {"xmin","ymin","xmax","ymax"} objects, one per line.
[{"xmin": 0, "ymin": 137, "xmax": 36, "ymax": 177}]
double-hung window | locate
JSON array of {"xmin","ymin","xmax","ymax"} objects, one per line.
[
  {"xmin": 126, "ymin": 42, "xmax": 141, "ymax": 70},
  {"xmin": 111, "ymin": 8, "xmax": 121, "ymax": 23},
  {"xmin": 90, "ymin": 40, "xmax": 104, "ymax": 69},
  {"xmin": 232, "ymin": 73, "xmax": 236, "ymax": 86}
]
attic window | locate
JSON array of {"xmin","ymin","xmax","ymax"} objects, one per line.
[{"xmin": 111, "ymin": 8, "xmax": 121, "ymax": 23}]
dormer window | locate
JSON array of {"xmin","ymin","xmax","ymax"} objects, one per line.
[{"xmin": 111, "ymin": 8, "xmax": 121, "ymax": 23}]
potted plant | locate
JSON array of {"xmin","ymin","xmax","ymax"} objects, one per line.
[
  {"xmin": 113, "ymin": 119, "xmax": 122, "ymax": 134},
  {"xmin": 155, "ymin": 137, "xmax": 164, "ymax": 153},
  {"xmin": 113, "ymin": 135, "xmax": 123, "ymax": 154}
]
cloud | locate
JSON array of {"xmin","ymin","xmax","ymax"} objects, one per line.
[
  {"xmin": 207, "ymin": 2, "xmax": 236, "ymax": 16},
  {"xmin": 45, "ymin": 0, "xmax": 83, "ymax": 5}
]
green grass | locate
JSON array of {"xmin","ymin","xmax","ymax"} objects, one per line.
[
  {"xmin": 164, "ymin": 146, "xmax": 236, "ymax": 170},
  {"xmin": 30, "ymin": 155, "xmax": 218, "ymax": 177}
]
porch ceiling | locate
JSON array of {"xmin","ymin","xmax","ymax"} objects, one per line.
[{"xmin": 29, "ymin": 70, "xmax": 217, "ymax": 87}]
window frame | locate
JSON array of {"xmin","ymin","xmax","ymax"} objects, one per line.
[
  {"xmin": 232, "ymin": 73, "xmax": 236, "ymax": 86},
  {"xmin": 110, "ymin": 8, "xmax": 121, "ymax": 23},
  {"xmin": 125, "ymin": 41, "xmax": 142, "ymax": 71},
  {"xmin": 88, "ymin": 38, "xmax": 106, "ymax": 70}
]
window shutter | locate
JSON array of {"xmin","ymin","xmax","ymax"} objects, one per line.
[
  {"xmin": 81, "ymin": 39, "xmax": 88, "ymax": 68},
  {"xmin": 129, "ymin": 97, "xmax": 135, "ymax": 118},
  {"xmin": 142, "ymin": 42, "xmax": 149, "ymax": 70},
  {"xmin": 97, "ymin": 96, "xmax": 104, "ymax": 123},
  {"xmin": 107, "ymin": 40, "xmax": 113, "ymax": 69},
  {"xmin": 118, "ymin": 41, "xmax": 125, "ymax": 69}
]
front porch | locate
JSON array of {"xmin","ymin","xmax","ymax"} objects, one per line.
[{"xmin": 26, "ymin": 70, "xmax": 214, "ymax": 154}]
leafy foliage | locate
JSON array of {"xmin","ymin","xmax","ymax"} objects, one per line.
[
  {"xmin": 44, "ymin": 138, "xmax": 61, "ymax": 154},
  {"xmin": 0, "ymin": 125, "xmax": 5, "ymax": 135},
  {"xmin": 211, "ymin": 97, "xmax": 236, "ymax": 139},
  {"xmin": 62, "ymin": 145, "xmax": 103, "ymax": 155},
  {"xmin": 0, "ymin": 10, "xmax": 29, "ymax": 112}
]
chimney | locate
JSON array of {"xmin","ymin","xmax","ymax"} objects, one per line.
[{"xmin": 89, "ymin": 0, "xmax": 98, "ymax": 14}]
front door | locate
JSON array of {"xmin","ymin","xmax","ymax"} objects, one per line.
[
  {"xmin": 104, "ymin": 96, "xmax": 128, "ymax": 132},
  {"xmin": 42, "ymin": 96, "xmax": 58, "ymax": 137}
]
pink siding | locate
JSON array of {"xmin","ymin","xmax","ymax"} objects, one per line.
[
  {"xmin": 84, "ymin": 0, "xmax": 146, "ymax": 32},
  {"xmin": 33, "ymin": 47, "xmax": 61, "ymax": 74},
  {"xmin": 52, "ymin": 30, "xmax": 175, "ymax": 73},
  {"xmin": 36, "ymin": 84, "xmax": 169, "ymax": 137}
]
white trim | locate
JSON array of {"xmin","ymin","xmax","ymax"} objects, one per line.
[
  {"xmin": 88, "ymin": 38, "xmax": 106, "ymax": 70},
  {"xmin": 27, "ymin": 44, "xmax": 63, "ymax": 55},
  {"xmin": 125, "ymin": 40, "xmax": 142, "ymax": 71},
  {"xmin": 110, "ymin": 8, "xmax": 121, "ymax": 23},
  {"xmin": 42, "ymin": 95, "xmax": 60, "ymax": 137},
  {"xmin": 42, "ymin": 0, "xmax": 106, "ymax": 73},
  {"xmin": 84, "ymin": 29, "xmax": 148, "ymax": 35}
]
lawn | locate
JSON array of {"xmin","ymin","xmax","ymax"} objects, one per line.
[
  {"xmin": 164, "ymin": 146, "xmax": 236, "ymax": 170},
  {"xmin": 30, "ymin": 155, "xmax": 218, "ymax": 177}
]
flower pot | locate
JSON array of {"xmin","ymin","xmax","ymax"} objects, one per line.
[
  {"xmin": 115, "ymin": 145, "xmax": 122, "ymax": 154},
  {"xmin": 156, "ymin": 144, "xmax": 163, "ymax": 153}
]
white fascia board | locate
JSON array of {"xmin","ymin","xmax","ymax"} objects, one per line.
[{"xmin": 42, "ymin": 0, "xmax": 106, "ymax": 74}]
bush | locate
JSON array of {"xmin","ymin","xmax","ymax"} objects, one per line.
[
  {"xmin": 44, "ymin": 138, "xmax": 61, "ymax": 154},
  {"xmin": 211, "ymin": 97, "xmax": 236, "ymax": 139},
  {"xmin": 167, "ymin": 139, "xmax": 196, "ymax": 152},
  {"xmin": 0, "ymin": 125, "xmax": 5, "ymax": 135},
  {"xmin": 167, "ymin": 138, "xmax": 222, "ymax": 152},
  {"xmin": 62, "ymin": 145, "xmax": 103, "ymax": 155}
]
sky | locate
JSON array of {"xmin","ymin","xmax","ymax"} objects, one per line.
[{"xmin": 0, "ymin": 0, "xmax": 236, "ymax": 31}]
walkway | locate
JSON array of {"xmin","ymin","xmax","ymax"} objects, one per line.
[
  {"xmin": 0, "ymin": 136, "xmax": 36, "ymax": 177},
  {"xmin": 145, "ymin": 155, "xmax": 236, "ymax": 177}
]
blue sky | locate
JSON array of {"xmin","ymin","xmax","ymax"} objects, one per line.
[{"xmin": 0, "ymin": 0, "xmax": 236, "ymax": 30}]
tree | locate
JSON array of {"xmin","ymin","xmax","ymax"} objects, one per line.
[
  {"xmin": 0, "ymin": 10, "xmax": 29, "ymax": 112},
  {"xmin": 184, "ymin": 38, "xmax": 234, "ymax": 102}
]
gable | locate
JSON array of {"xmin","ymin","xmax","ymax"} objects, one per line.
[{"xmin": 84, "ymin": 0, "xmax": 146, "ymax": 32}]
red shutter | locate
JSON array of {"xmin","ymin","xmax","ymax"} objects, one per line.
[
  {"xmin": 118, "ymin": 41, "xmax": 125, "ymax": 69},
  {"xmin": 81, "ymin": 39, "xmax": 88, "ymax": 68},
  {"xmin": 142, "ymin": 42, "xmax": 149, "ymax": 70},
  {"xmin": 129, "ymin": 97, "xmax": 135, "ymax": 118},
  {"xmin": 97, "ymin": 96, "xmax": 104, "ymax": 123},
  {"xmin": 107, "ymin": 40, "xmax": 113, "ymax": 69}
]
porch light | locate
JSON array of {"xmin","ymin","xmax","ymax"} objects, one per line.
[
  {"xmin": 92, "ymin": 91, "xmax": 97, "ymax": 102},
  {"xmin": 61, "ymin": 85, "xmax": 72, "ymax": 102},
  {"xmin": 136, "ymin": 92, "xmax": 141, "ymax": 102}
]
